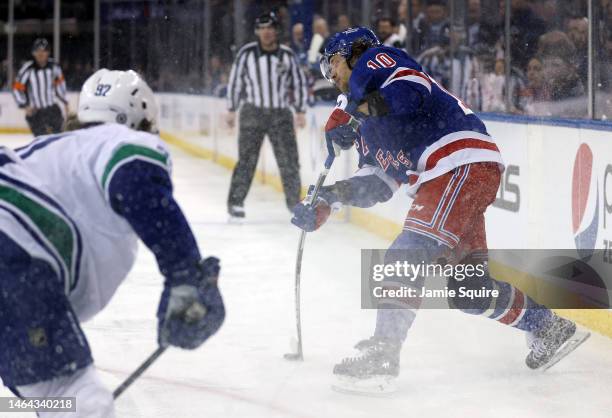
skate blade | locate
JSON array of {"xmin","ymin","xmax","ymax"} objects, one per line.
[
  {"xmin": 540, "ymin": 329, "xmax": 591, "ymax": 371},
  {"xmin": 331, "ymin": 375, "xmax": 397, "ymax": 396}
]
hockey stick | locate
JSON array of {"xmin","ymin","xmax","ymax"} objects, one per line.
[
  {"xmin": 284, "ymin": 155, "xmax": 334, "ymax": 361},
  {"xmin": 112, "ymin": 299, "xmax": 209, "ymax": 398},
  {"xmin": 113, "ymin": 346, "xmax": 167, "ymax": 399}
]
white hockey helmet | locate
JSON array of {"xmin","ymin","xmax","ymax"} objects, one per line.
[{"xmin": 78, "ymin": 69, "xmax": 159, "ymax": 133}]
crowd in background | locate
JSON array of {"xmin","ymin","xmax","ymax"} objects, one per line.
[
  {"xmin": 1, "ymin": 0, "xmax": 611, "ymax": 120},
  {"xmin": 264, "ymin": 0, "xmax": 611, "ymax": 119},
  {"xmin": 269, "ymin": 0, "xmax": 611, "ymax": 119}
]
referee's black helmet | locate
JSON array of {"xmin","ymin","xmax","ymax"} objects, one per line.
[
  {"xmin": 255, "ymin": 11, "xmax": 279, "ymax": 29},
  {"xmin": 31, "ymin": 38, "xmax": 50, "ymax": 53}
]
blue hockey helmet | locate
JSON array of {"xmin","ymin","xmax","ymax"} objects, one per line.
[{"xmin": 320, "ymin": 27, "xmax": 380, "ymax": 81}]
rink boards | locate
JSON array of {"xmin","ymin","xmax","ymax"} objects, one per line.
[{"xmin": 1, "ymin": 92, "xmax": 612, "ymax": 337}]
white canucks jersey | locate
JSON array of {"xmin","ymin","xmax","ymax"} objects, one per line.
[
  {"xmin": 8, "ymin": 123, "xmax": 172, "ymax": 321},
  {"xmin": 0, "ymin": 147, "xmax": 80, "ymax": 295}
]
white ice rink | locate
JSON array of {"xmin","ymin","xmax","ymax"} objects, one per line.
[{"xmin": 1, "ymin": 133, "xmax": 612, "ymax": 418}]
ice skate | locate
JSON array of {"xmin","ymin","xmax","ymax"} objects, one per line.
[
  {"xmin": 526, "ymin": 315, "xmax": 590, "ymax": 371},
  {"xmin": 332, "ymin": 337, "xmax": 400, "ymax": 395}
]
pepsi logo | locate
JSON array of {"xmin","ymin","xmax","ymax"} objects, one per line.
[{"xmin": 572, "ymin": 143, "xmax": 599, "ymax": 260}]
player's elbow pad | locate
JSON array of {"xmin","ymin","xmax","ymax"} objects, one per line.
[
  {"xmin": 107, "ymin": 160, "xmax": 201, "ymax": 277},
  {"xmin": 108, "ymin": 160, "xmax": 174, "ymax": 217},
  {"xmin": 321, "ymin": 175, "xmax": 394, "ymax": 208}
]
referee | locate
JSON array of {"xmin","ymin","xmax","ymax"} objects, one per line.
[
  {"xmin": 225, "ymin": 12, "xmax": 307, "ymax": 219},
  {"xmin": 12, "ymin": 38, "xmax": 68, "ymax": 136}
]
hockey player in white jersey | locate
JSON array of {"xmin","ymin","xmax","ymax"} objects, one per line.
[{"xmin": 0, "ymin": 69, "xmax": 225, "ymax": 416}]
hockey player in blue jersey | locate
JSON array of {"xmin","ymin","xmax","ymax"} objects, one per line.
[
  {"xmin": 0, "ymin": 70, "xmax": 225, "ymax": 416},
  {"xmin": 291, "ymin": 28, "xmax": 589, "ymax": 392}
]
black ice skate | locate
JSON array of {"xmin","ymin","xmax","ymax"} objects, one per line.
[
  {"xmin": 228, "ymin": 205, "xmax": 245, "ymax": 223},
  {"xmin": 332, "ymin": 337, "xmax": 400, "ymax": 395},
  {"xmin": 526, "ymin": 315, "xmax": 590, "ymax": 371}
]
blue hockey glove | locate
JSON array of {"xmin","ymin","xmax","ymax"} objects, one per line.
[
  {"xmin": 157, "ymin": 257, "xmax": 225, "ymax": 349},
  {"xmin": 291, "ymin": 187, "xmax": 340, "ymax": 232},
  {"xmin": 325, "ymin": 108, "xmax": 360, "ymax": 158},
  {"xmin": 291, "ymin": 197, "xmax": 331, "ymax": 232}
]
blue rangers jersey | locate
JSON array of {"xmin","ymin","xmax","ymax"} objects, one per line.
[{"xmin": 346, "ymin": 46, "xmax": 504, "ymax": 196}]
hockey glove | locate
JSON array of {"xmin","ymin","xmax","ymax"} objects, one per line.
[
  {"xmin": 157, "ymin": 257, "xmax": 225, "ymax": 349},
  {"xmin": 291, "ymin": 186, "xmax": 341, "ymax": 232},
  {"xmin": 325, "ymin": 108, "xmax": 360, "ymax": 158}
]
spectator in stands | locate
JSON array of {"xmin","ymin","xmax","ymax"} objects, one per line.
[
  {"xmin": 397, "ymin": 0, "xmax": 410, "ymax": 47},
  {"xmin": 531, "ymin": 0, "xmax": 559, "ymax": 31},
  {"xmin": 539, "ymin": 55, "xmax": 586, "ymax": 117},
  {"xmin": 518, "ymin": 55, "xmax": 550, "ymax": 114},
  {"xmin": 481, "ymin": 58, "xmax": 507, "ymax": 112},
  {"xmin": 213, "ymin": 73, "xmax": 229, "ymax": 98},
  {"xmin": 507, "ymin": 0, "xmax": 547, "ymax": 70},
  {"xmin": 376, "ymin": 16, "xmax": 405, "ymax": 49},
  {"xmin": 308, "ymin": 16, "xmax": 330, "ymax": 67},
  {"xmin": 417, "ymin": 25, "xmax": 451, "ymax": 88},
  {"xmin": 541, "ymin": 54, "xmax": 584, "ymax": 102},
  {"xmin": 534, "ymin": 30, "xmax": 586, "ymax": 117},
  {"xmin": 399, "ymin": 0, "xmax": 433, "ymax": 53},
  {"xmin": 413, "ymin": 0, "xmax": 450, "ymax": 55},
  {"xmin": 537, "ymin": 30, "xmax": 576, "ymax": 63},
  {"xmin": 291, "ymin": 23, "xmax": 308, "ymax": 68},
  {"xmin": 308, "ymin": 16, "xmax": 338, "ymax": 101},
  {"xmin": 335, "ymin": 14, "xmax": 351, "ymax": 32},
  {"xmin": 463, "ymin": 43, "xmax": 526, "ymax": 113},
  {"xmin": 418, "ymin": 27, "xmax": 480, "ymax": 97},
  {"xmin": 276, "ymin": 6, "xmax": 291, "ymax": 45},
  {"xmin": 463, "ymin": 46, "xmax": 487, "ymax": 110},
  {"xmin": 565, "ymin": 16, "xmax": 589, "ymax": 85},
  {"xmin": 467, "ymin": 0, "xmax": 481, "ymax": 47},
  {"xmin": 206, "ymin": 55, "xmax": 227, "ymax": 96}
]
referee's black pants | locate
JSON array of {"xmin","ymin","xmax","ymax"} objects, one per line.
[
  {"xmin": 26, "ymin": 104, "xmax": 64, "ymax": 136},
  {"xmin": 228, "ymin": 104, "xmax": 301, "ymax": 211}
]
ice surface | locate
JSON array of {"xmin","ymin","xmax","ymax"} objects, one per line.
[{"xmin": 0, "ymin": 134, "xmax": 611, "ymax": 418}]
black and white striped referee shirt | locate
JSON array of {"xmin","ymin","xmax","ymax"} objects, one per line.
[
  {"xmin": 12, "ymin": 59, "xmax": 68, "ymax": 110},
  {"xmin": 227, "ymin": 42, "xmax": 308, "ymax": 113}
]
